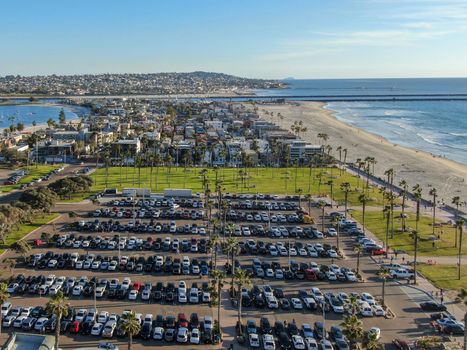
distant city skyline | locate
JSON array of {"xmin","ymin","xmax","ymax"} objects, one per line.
[{"xmin": 2, "ymin": 0, "xmax": 467, "ymax": 79}]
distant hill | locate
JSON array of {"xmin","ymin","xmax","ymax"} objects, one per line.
[{"xmin": 0, "ymin": 71, "xmax": 285, "ymax": 96}]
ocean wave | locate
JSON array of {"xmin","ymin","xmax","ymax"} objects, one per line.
[{"xmin": 448, "ymin": 132, "xmax": 467, "ymax": 137}]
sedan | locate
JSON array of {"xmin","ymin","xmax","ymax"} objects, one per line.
[
  {"xmin": 291, "ymin": 298, "xmax": 303, "ymax": 310},
  {"xmin": 249, "ymin": 333, "xmax": 261, "ymax": 348},
  {"xmin": 91, "ymin": 323, "xmax": 104, "ymax": 336}
]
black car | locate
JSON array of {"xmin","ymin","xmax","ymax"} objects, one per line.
[
  {"xmin": 442, "ymin": 324, "xmax": 464, "ymax": 335},
  {"xmin": 140, "ymin": 322, "xmax": 152, "ymax": 339},
  {"xmin": 44, "ymin": 316, "xmax": 58, "ymax": 332},
  {"xmin": 31, "ymin": 306, "xmax": 45, "ymax": 318},
  {"xmin": 278, "ymin": 331, "xmax": 292, "ymax": 350},
  {"xmin": 420, "ymin": 302, "xmax": 447, "ymax": 311},
  {"xmin": 287, "ymin": 323, "xmax": 299, "ymax": 336},
  {"xmin": 203, "ymin": 328, "xmax": 213, "ymax": 344},
  {"xmin": 81, "ymin": 321, "xmax": 93, "ymax": 335},
  {"xmin": 260, "ymin": 317, "xmax": 272, "ymax": 334},
  {"xmin": 274, "ymin": 321, "xmax": 286, "ymax": 336},
  {"xmin": 189, "ymin": 313, "xmax": 199, "ymax": 329}
]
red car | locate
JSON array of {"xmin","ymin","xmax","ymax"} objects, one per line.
[
  {"xmin": 132, "ymin": 282, "xmax": 142, "ymax": 291},
  {"xmin": 305, "ymin": 269, "xmax": 318, "ymax": 280},
  {"xmin": 177, "ymin": 313, "xmax": 189, "ymax": 328},
  {"xmin": 372, "ymin": 248, "xmax": 386, "ymax": 256},
  {"xmin": 69, "ymin": 321, "xmax": 81, "ymax": 334}
]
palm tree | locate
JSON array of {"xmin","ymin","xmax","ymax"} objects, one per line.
[
  {"xmin": 384, "ymin": 191, "xmax": 397, "ymax": 239},
  {"xmin": 234, "ymin": 268, "xmax": 252, "ymax": 337},
  {"xmin": 46, "ymin": 290, "xmax": 70, "ymax": 350},
  {"xmin": 364, "ymin": 331, "xmax": 383, "ymax": 350},
  {"xmin": 341, "ymin": 314, "xmax": 363, "ymax": 348},
  {"xmin": 330, "ymin": 215, "xmax": 341, "ymax": 252},
  {"xmin": 429, "ymin": 188, "xmax": 438, "ymax": 235},
  {"xmin": 210, "ymin": 270, "xmax": 226, "ymax": 336},
  {"xmin": 317, "ymin": 200, "xmax": 326, "ymax": 233},
  {"xmin": 340, "ymin": 182, "xmax": 351, "ymax": 218},
  {"xmin": 377, "ymin": 267, "xmax": 391, "ymax": 306},
  {"xmin": 225, "ymin": 237, "xmax": 239, "ymax": 291},
  {"xmin": 348, "ymin": 294, "xmax": 359, "ymax": 316},
  {"xmin": 210, "ymin": 233, "xmax": 221, "ymax": 269},
  {"xmin": 398, "ymin": 180, "xmax": 408, "ymax": 230},
  {"xmin": 413, "ymin": 184, "xmax": 423, "ymax": 284},
  {"xmin": 383, "ymin": 205, "xmax": 391, "ymax": 252},
  {"xmin": 296, "ymin": 188, "xmax": 303, "ymax": 208},
  {"xmin": 452, "ymin": 196, "xmax": 461, "ymax": 248},
  {"xmin": 0, "ymin": 282, "xmax": 9, "ymax": 335},
  {"xmin": 354, "ymin": 244, "xmax": 363, "ymax": 276},
  {"xmin": 121, "ymin": 311, "xmax": 142, "ymax": 350},
  {"xmin": 457, "ymin": 219, "xmax": 464, "ymax": 280},
  {"xmin": 358, "ymin": 194, "xmax": 369, "ymax": 233}
]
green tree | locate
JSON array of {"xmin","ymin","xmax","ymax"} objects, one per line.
[
  {"xmin": 377, "ymin": 267, "xmax": 391, "ymax": 306},
  {"xmin": 121, "ymin": 311, "xmax": 142, "ymax": 350},
  {"xmin": 58, "ymin": 109, "xmax": 66, "ymax": 124},
  {"xmin": 210, "ymin": 270, "xmax": 226, "ymax": 337},
  {"xmin": 413, "ymin": 184, "xmax": 423, "ymax": 284},
  {"xmin": 452, "ymin": 196, "xmax": 461, "ymax": 248},
  {"xmin": 341, "ymin": 314, "xmax": 363, "ymax": 347},
  {"xmin": 358, "ymin": 193, "xmax": 369, "ymax": 233},
  {"xmin": 354, "ymin": 244, "xmax": 363, "ymax": 276},
  {"xmin": 46, "ymin": 290, "xmax": 69, "ymax": 350},
  {"xmin": 234, "ymin": 268, "xmax": 252, "ymax": 337},
  {"xmin": 0, "ymin": 282, "xmax": 10, "ymax": 335},
  {"xmin": 317, "ymin": 200, "xmax": 326, "ymax": 233},
  {"xmin": 364, "ymin": 331, "xmax": 383, "ymax": 350},
  {"xmin": 429, "ymin": 188, "xmax": 438, "ymax": 235},
  {"xmin": 340, "ymin": 182, "xmax": 351, "ymax": 219},
  {"xmin": 457, "ymin": 219, "xmax": 464, "ymax": 280}
]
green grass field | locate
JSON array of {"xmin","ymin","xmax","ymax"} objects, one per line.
[
  {"xmin": 0, "ymin": 213, "xmax": 59, "ymax": 253},
  {"xmin": 84, "ymin": 166, "xmax": 388, "ymax": 206},
  {"xmin": 418, "ymin": 264, "xmax": 467, "ymax": 291},
  {"xmin": 351, "ymin": 210, "xmax": 465, "ymax": 256},
  {"xmin": 0, "ymin": 165, "xmax": 60, "ymax": 193}
]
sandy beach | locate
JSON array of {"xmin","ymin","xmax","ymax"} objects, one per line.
[{"xmin": 256, "ymin": 101, "xmax": 467, "ymax": 205}]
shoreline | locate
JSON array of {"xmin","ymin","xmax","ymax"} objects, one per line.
[{"xmin": 256, "ymin": 101, "xmax": 467, "ymax": 202}]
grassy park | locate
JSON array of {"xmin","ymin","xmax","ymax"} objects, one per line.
[
  {"xmin": 82, "ymin": 166, "xmax": 388, "ymax": 206},
  {"xmin": 0, "ymin": 165, "xmax": 60, "ymax": 193},
  {"xmin": 351, "ymin": 210, "xmax": 465, "ymax": 256},
  {"xmin": 0, "ymin": 213, "xmax": 59, "ymax": 253},
  {"xmin": 418, "ymin": 264, "xmax": 467, "ymax": 291}
]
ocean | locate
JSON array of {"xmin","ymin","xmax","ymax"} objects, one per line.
[
  {"xmin": 0, "ymin": 101, "xmax": 89, "ymax": 129},
  {"xmin": 256, "ymin": 78, "xmax": 467, "ymax": 164}
]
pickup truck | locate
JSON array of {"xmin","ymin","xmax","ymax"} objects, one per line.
[{"xmin": 390, "ymin": 269, "xmax": 414, "ymax": 279}]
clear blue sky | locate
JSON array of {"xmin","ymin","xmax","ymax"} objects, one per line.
[{"xmin": 2, "ymin": 0, "xmax": 467, "ymax": 79}]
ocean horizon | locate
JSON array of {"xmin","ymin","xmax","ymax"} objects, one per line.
[{"xmin": 257, "ymin": 78, "xmax": 467, "ymax": 165}]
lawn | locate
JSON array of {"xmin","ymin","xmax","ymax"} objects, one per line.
[
  {"xmin": 418, "ymin": 264, "xmax": 467, "ymax": 291},
  {"xmin": 351, "ymin": 210, "xmax": 466, "ymax": 256},
  {"xmin": 84, "ymin": 166, "xmax": 388, "ymax": 206},
  {"xmin": 0, "ymin": 165, "xmax": 60, "ymax": 193},
  {"xmin": 0, "ymin": 213, "xmax": 59, "ymax": 251}
]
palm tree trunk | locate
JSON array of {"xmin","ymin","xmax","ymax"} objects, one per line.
[
  {"xmin": 217, "ymin": 282, "xmax": 222, "ymax": 335},
  {"xmin": 382, "ymin": 278, "xmax": 386, "ymax": 306},
  {"xmin": 128, "ymin": 333, "xmax": 132, "ymax": 350},
  {"xmin": 356, "ymin": 251, "xmax": 361, "ymax": 275},
  {"xmin": 237, "ymin": 286, "xmax": 243, "ymax": 336},
  {"xmin": 458, "ymin": 225, "xmax": 463, "ymax": 280},
  {"xmin": 55, "ymin": 312, "xmax": 62, "ymax": 350}
]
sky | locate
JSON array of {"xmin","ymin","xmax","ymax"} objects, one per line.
[{"xmin": 1, "ymin": 0, "xmax": 467, "ymax": 79}]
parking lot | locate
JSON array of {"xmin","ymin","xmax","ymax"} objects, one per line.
[{"xmin": 0, "ymin": 193, "xmax": 462, "ymax": 349}]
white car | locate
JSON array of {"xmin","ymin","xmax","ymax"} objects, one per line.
[
  {"xmin": 372, "ymin": 304, "xmax": 386, "ymax": 316},
  {"xmin": 49, "ymin": 284, "xmax": 62, "ymax": 295},
  {"xmin": 249, "ymin": 333, "xmax": 260, "ymax": 348},
  {"xmin": 121, "ymin": 278, "xmax": 131, "ymax": 289},
  {"xmin": 91, "ymin": 322, "xmax": 103, "ymax": 336},
  {"xmin": 305, "ymin": 337, "xmax": 319, "ymax": 350},
  {"xmin": 328, "ymin": 249, "xmax": 338, "ymax": 258},
  {"xmin": 98, "ymin": 311, "xmax": 109, "ymax": 324},
  {"xmin": 275, "ymin": 269, "xmax": 284, "ymax": 279},
  {"xmin": 34, "ymin": 317, "xmax": 49, "ymax": 331},
  {"xmin": 327, "ymin": 228, "xmax": 338, "ymax": 236},
  {"xmin": 153, "ymin": 326, "xmax": 164, "ymax": 340},
  {"xmin": 190, "ymin": 328, "xmax": 200, "ymax": 344},
  {"xmin": 368, "ymin": 327, "xmax": 381, "ymax": 340},
  {"xmin": 141, "ymin": 289, "xmax": 151, "ymax": 300},
  {"xmin": 3, "ymin": 315, "xmax": 16, "ymax": 328},
  {"xmin": 361, "ymin": 293, "xmax": 376, "ymax": 305},
  {"xmin": 75, "ymin": 309, "xmax": 87, "ymax": 322},
  {"xmin": 292, "ymin": 335, "xmax": 306, "ymax": 350},
  {"xmin": 321, "ymin": 339, "xmax": 334, "ymax": 350},
  {"xmin": 128, "ymin": 290, "xmax": 138, "ymax": 300},
  {"xmin": 266, "ymin": 295, "xmax": 279, "ymax": 309},
  {"xmin": 263, "ymin": 334, "xmax": 276, "ymax": 350},
  {"xmin": 359, "ymin": 302, "xmax": 374, "ymax": 317},
  {"xmin": 391, "ymin": 269, "xmax": 414, "ymax": 279},
  {"xmin": 178, "ymin": 292, "xmax": 187, "ymax": 303},
  {"xmin": 345, "ymin": 271, "xmax": 358, "ymax": 282},
  {"xmin": 291, "ymin": 298, "xmax": 304, "ymax": 309},
  {"xmin": 326, "ymin": 271, "xmax": 337, "ymax": 281},
  {"xmin": 72, "ymin": 285, "xmax": 83, "ymax": 296},
  {"xmin": 177, "ymin": 327, "xmax": 189, "ymax": 343}
]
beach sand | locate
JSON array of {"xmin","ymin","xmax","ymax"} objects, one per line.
[{"xmin": 256, "ymin": 101, "xmax": 467, "ymax": 204}]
